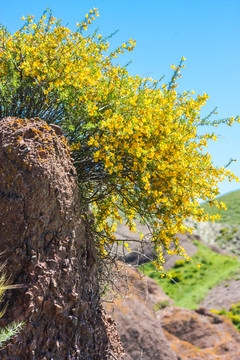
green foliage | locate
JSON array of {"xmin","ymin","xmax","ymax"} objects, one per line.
[
  {"xmin": 211, "ymin": 302, "xmax": 240, "ymax": 332},
  {"xmin": 201, "ymin": 190, "xmax": 240, "ymax": 226},
  {"xmin": 173, "ymin": 259, "xmax": 186, "ymax": 268},
  {"xmin": 0, "ymin": 322, "xmax": 24, "ymax": 349},
  {"xmin": 0, "ymin": 270, "xmax": 24, "ymax": 348},
  {"xmin": 216, "ymin": 226, "xmax": 239, "ymax": 248},
  {"xmin": 169, "ymin": 270, "xmax": 183, "ymax": 283},
  {"xmin": 141, "ymin": 241, "xmax": 240, "ymax": 309},
  {"xmin": 153, "ymin": 300, "xmax": 171, "ymax": 311}
]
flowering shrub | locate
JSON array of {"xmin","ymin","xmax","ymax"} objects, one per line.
[{"xmin": 0, "ymin": 9, "xmax": 239, "ymax": 270}]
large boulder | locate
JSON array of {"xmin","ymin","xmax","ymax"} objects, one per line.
[{"xmin": 0, "ymin": 117, "xmax": 124, "ymax": 359}]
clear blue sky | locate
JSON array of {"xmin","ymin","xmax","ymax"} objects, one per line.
[{"xmin": 1, "ymin": 0, "xmax": 239, "ymax": 195}]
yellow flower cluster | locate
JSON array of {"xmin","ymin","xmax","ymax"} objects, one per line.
[{"xmin": 0, "ymin": 10, "xmax": 239, "ymax": 270}]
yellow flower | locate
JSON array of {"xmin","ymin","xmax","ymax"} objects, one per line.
[{"xmin": 2, "ymin": 8, "xmax": 238, "ymax": 270}]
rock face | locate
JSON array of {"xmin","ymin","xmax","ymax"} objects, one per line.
[{"xmin": 0, "ymin": 117, "xmax": 124, "ymax": 359}]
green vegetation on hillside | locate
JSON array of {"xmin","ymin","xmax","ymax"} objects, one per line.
[
  {"xmin": 202, "ymin": 190, "xmax": 240, "ymax": 226},
  {"xmin": 141, "ymin": 240, "xmax": 240, "ymax": 309}
]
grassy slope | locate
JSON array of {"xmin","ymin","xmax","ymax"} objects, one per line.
[
  {"xmin": 201, "ymin": 190, "xmax": 240, "ymax": 226},
  {"xmin": 141, "ymin": 240, "xmax": 240, "ymax": 309}
]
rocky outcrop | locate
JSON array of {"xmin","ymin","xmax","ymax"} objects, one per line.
[
  {"xmin": 105, "ymin": 265, "xmax": 178, "ymax": 360},
  {"xmin": 161, "ymin": 306, "xmax": 240, "ymax": 359},
  {"xmin": 0, "ymin": 117, "xmax": 124, "ymax": 359},
  {"xmin": 106, "ymin": 265, "xmax": 240, "ymax": 360}
]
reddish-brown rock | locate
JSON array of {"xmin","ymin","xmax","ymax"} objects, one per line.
[
  {"xmin": 105, "ymin": 265, "xmax": 178, "ymax": 360},
  {"xmin": 106, "ymin": 265, "xmax": 240, "ymax": 360},
  {"xmin": 0, "ymin": 117, "xmax": 124, "ymax": 359},
  {"xmin": 160, "ymin": 306, "xmax": 240, "ymax": 359}
]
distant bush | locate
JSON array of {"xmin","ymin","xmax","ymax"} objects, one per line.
[
  {"xmin": 174, "ymin": 260, "xmax": 186, "ymax": 268},
  {"xmin": 154, "ymin": 300, "xmax": 170, "ymax": 311},
  {"xmin": 169, "ymin": 271, "xmax": 183, "ymax": 283},
  {"xmin": 211, "ymin": 302, "xmax": 240, "ymax": 331}
]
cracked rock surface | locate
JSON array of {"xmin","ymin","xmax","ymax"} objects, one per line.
[{"xmin": 0, "ymin": 117, "xmax": 123, "ymax": 360}]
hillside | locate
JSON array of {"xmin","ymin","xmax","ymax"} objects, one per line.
[
  {"xmin": 201, "ymin": 190, "xmax": 240, "ymax": 226},
  {"xmin": 141, "ymin": 240, "xmax": 240, "ymax": 310}
]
